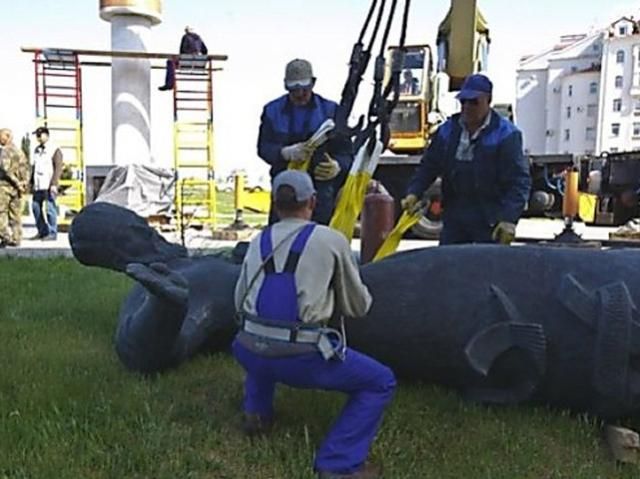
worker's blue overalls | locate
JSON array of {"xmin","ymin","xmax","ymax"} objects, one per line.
[{"xmin": 232, "ymin": 224, "xmax": 396, "ymax": 475}]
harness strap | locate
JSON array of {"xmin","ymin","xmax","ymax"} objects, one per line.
[
  {"xmin": 259, "ymin": 226, "xmax": 276, "ymax": 274},
  {"xmin": 240, "ymin": 315, "xmax": 346, "ymax": 361},
  {"xmin": 260, "ymin": 223, "xmax": 316, "ymax": 275},
  {"xmin": 284, "ymin": 223, "xmax": 316, "ymax": 273}
]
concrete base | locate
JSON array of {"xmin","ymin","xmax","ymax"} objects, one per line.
[{"xmin": 210, "ymin": 228, "xmax": 259, "ymax": 241}]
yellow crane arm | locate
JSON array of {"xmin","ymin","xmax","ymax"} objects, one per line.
[{"xmin": 436, "ymin": 0, "xmax": 490, "ymax": 90}]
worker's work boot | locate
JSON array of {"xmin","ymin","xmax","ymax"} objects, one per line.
[
  {"xmin": 241, "ymin": 413, "xmax": 273, "ymax": 438},
  {"xmin": 317, "ymin": 462, "xmax": 382, "ymax": 478}
]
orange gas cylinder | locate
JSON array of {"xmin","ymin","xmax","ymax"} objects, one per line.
[{"xmin": 360, "ymin": 186, "xmax": 396, "ymax": 264}]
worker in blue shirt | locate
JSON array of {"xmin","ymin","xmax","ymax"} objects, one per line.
[
  {"xmin": 257, "ymin": 59, "xmax": 353, "ymax": 224},
  {"xmin": 402, "ymin": 74, "xmax": 531, "ymax": 245}
]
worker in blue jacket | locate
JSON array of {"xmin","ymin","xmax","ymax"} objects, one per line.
[
  {"xmin": 258, "ymin": 59, "xmax": 353, "ymax": 225},
  {"xmin": 402, "ymin": 74, "xmax": 531, "ymax": 245}
]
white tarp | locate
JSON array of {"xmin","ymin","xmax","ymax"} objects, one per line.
[{"xmin": 96, "ymin": 164, "xmax": 174, "ymax": 217}]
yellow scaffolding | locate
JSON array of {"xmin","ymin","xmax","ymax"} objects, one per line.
[
  {"xmin": 24, "ymin": 47, "xmax": 228, "ymax": 227},
  {"xmin": 172, "ymin": 54, "xmax": 217, "ymax": 230},
  {"xmin": 33, "ymin": 49, "xmax": 85, "ymax": 224}
]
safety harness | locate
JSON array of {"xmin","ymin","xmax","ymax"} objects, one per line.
[{"xmin": 238, "ymin": 224, "xmax": 346, "ymax": 360}]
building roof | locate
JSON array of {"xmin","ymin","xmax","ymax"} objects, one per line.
[
  {"xmin": 518, "ymin": 32, "xmax": 602, "ymax": 71},
  {"xmin": 606, "ymin": 16, "xmax": 640, "ymax": 37}
]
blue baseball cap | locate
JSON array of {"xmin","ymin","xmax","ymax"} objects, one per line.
[{"xmin": 456, "ymin": 74, "xmax": 493, "ymax": 100}]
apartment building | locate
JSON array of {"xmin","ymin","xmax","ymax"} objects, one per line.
[
  {"xmin": 597, "ymin": 17, "xmax": 640, "ymax": 153},
  {"xmin": 517, "ymin": 15, "xmax": 640, "ymax": 156},
  {"xmin": 516, "ymin": 33, "xmax": 603, "ymax": 155}
]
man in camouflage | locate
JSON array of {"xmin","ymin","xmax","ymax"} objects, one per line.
[{"xmin": 0, "ymin": 128, "xmax": 30, "ymax": 247}]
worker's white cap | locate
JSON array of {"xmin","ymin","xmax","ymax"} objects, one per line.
[
  {"xmin": 284, "ymin": 59, "xmax": 315, "ymax": 90},
  {"xmin": 272, "ymin": 170, "xmax": 316, "ymax": 201}
]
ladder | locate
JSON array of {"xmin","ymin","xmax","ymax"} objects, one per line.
[
  {"xmin": 33, "ymin": 49, "xmax": 85, "ymax": 225},
  {"xmin": 172, "ymin": 54, "xmax": 216, "ymax": 230}
]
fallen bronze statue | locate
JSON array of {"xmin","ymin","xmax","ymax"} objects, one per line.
[{"xmin": 70, "ymin": 202, "xmax": 640, "ymax": 420}]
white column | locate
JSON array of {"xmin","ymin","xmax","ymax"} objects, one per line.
[{"xmin": 110, "ymin": 15, "xmax": 152, "ymax": 166}]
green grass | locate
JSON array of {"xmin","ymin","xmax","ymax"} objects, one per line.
[{"xmin": 0, "ymin": 258, "xmax": 638, "ymax": 478}]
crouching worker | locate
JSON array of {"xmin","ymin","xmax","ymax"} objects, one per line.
[{"xmin": 232, "ymin": 170, "xmax": 396, "ymax": 479}]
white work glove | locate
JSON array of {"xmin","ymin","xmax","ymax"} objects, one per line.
[
  {"xmin": 313, "ymin": 153, "xmax": 340, "ymax": 181},
  {"xmin": 401, "ymin": 193, "xmax": 419, "ymax": 212},
  {"xmin": 492, "ymin": 221, "xmax": 516, "ymax": 245},
  {"xmin": 280, "ymin": 143, "xmax": 308, "ymax": 163}
]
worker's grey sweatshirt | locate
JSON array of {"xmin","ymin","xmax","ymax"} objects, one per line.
[{"xmin": 234, "ymin": 218, "xmax": 372, "ymax": 324}]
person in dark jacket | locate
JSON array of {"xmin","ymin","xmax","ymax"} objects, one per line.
[
  {"xmin": 401, "ymin": 74, "xmax": 531, "ymax": 245},
  {"xmin": 159, "ymin": 26, "xmax": 208, "ymax": 91},
  {"xmin": 257, "ymin": 58, "xmax": 353, "ymax": 225}
]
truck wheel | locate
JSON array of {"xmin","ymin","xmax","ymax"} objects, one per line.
[
  {"xmin": 411, "ymin": 196, "xmax": 443, "ymax": 239},
  {"xmin": 411, "ymin": 215, "xmax": 443, "ymax": 239}
]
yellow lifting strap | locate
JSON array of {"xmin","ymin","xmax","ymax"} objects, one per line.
[
  {"xmin": 578, "ymin": 192, "xmax": 598, "ymax": 224},
  {"xmin": 287, "ymin": 148, "xmax": 313, "ymax": 172},
  {"xmin": 329, "ymin": 140, "xmax": 383, "ymax": 241},
  {"xmin": 287, "ymin": 119, "xmax": 336, "ymax": 173},
  {"xmin": 372, "ymin": 206, "xmax": 423, "ymax": 262}
]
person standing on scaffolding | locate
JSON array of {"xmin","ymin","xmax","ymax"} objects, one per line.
[{"xmin": 158, "ymin": 26, "xmax": 208, "ymax": 91}]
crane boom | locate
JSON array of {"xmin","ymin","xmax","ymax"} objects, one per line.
[{"xmin": 436, "ymin": 0, "xmax": 490, "ymax": 90}]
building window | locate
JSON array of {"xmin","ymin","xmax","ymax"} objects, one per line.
[
  {"xmin": 634, "ymin": 123, "xmax": 640, "ymax": 137},
  {"xmin": 589, "ymin": 82, "xmax": 598, "ymax": 94},
  {"xmin": 634, "ymin": 101, "xmax": 640, "ymax": 115},
  {"xmin": 568, "ymin": 85, "xmax": 573, "ymax": 97},
  {"xmin": 615, "ymin": 75, "xmax": 624, "ymax": 88},
  {"xmin": 612, "ymin": 123, "xmax": 621, "ymax": 136},
  {"xmin": 587, "ymin": 104, "xmax": 598, "ymax": 117},
  {"xmin": 585, "ymin": 127, "xmax": 596, "ymax": 141},
  {"xmin": 611, "ymin": 147, "xmax": 619, "ymax": 153},
  {"xmin": 564, "ymin": 129, "xmax": 570, "ymax": 141},
  {"xmin": 620, "ymin": 26, "xmax": 628, "ymax": 36},
  {"xmin": 571, "ymin": 66, "xmax": 578, "ymax": 73},
  {"xmin": 617, "ymin": 50, "xmax": 625, "ymax": 63},
  {"xmin": 566, "ymin": 106, "xmax": 572, "ymax": 119},
  {"xmin": 613, "ymin": 99, "xmax": 622, "ymax": 112}
]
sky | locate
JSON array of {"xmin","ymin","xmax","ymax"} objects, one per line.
[{"xmin": 1, "ymin": 0, "xmax": 637, "ymax": 179}]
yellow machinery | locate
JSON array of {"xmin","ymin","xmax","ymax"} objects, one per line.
[
  {"xmin": 386, "ymin": 45, "xmax": 433, "ymax": 154},
  {"xmin": 228, "ymin": 173, "xmax": 270, "ymax": 229},
  {"xmin": 435, "ymin": 0, "xmax": 490, "ymax": 90},
  {"xmin": 385, "ymin": 0, "xmax": 490, "ymax": 155}
]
